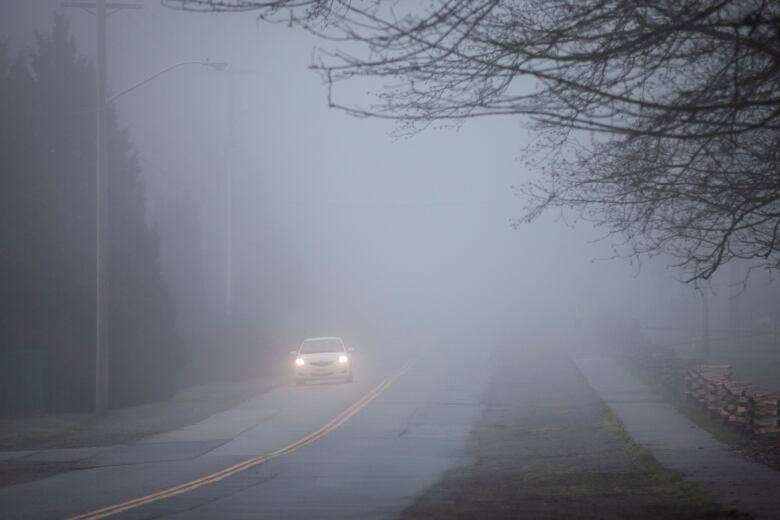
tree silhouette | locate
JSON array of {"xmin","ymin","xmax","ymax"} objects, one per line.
[
  {"xmin": 167, "ymin": 0, "xmax": 780, "ymax": 281},
  {"xmin": 0, "ymin": 17, "xmax": 184, "ymax": 410}
]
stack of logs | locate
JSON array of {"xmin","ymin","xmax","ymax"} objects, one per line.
[{"xmin": 685, "ymin": 364, "xmax": 780, "ymax": 435}]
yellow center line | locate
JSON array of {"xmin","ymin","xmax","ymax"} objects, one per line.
[{"xmin": 67, "ymin": 358, "xmax": 416, "ymax": 520}]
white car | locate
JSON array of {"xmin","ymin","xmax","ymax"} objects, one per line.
[{"xmin": 292, "ymin": 336, "xmax": 354, "ymax": 385}]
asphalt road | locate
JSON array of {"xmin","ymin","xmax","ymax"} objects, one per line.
[{"xmin": 0, "ymin": 346, "xmax": 490, "ymax": 519}]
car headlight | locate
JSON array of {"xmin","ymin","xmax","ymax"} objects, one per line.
[
  {"xmin": 295, "ymin": 357, "xmax": 305, "ymax": 366},
  {"xmin": 338, "ymin": 355, "xmax": 349, "ymax": 364}
]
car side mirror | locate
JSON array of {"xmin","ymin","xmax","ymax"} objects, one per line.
[
  {"xmin": 289, "ymin": 350, "xmax": 298, "ymax": 356},
  {"xmin": 347, "ymin": 347, "xmax": 355, "ymax": 352}
]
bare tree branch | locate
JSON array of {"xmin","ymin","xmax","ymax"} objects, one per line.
[{"xmin": 165, "ymin": 0, "xmax": 780, "ymax": 282}]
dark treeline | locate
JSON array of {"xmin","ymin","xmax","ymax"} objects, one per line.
[
  {"xmin": 0, "ymin": 17, "xmax": 184, "ymax": 411},
  {"xmin": 1, "ymin": 16, "xmax": 305, "ymax": 414}
]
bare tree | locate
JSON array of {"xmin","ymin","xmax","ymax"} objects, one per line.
[{"xmin": 166, "ymin": 0, "xmax": 780, "ymax": 281}]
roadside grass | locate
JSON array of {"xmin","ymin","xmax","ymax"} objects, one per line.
[
  {"xmin": 603, "ymin": 412, "xmax": 711, "ymax": 502},
  {"xmin": 0, "ymin": 375, "xmax": 282, "ymax": 451},
  {"xmin": 404, "ymin": 346, "xmax": 741, "ymax": 520},
  {"xmin": 520, "ymin": 412, "xmax": 713, "ymax": 506}
]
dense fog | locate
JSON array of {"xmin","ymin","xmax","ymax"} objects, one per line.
[
  {"xmin": 3, "ymin": 3, "xmax": 780, "ymax": 519},
  {"xmin": 1, "ymin": 1, "xmax": 777, "ymax": 405}
]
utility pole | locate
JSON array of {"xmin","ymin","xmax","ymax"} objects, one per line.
[
  {"xmin": 62, "ymin": 0, "xmax": 142, "ymax": 413},
  {"xmin": 95, "ymin": 0, "xmax": 108, "ymax": 414},
  {"xmin": 225, "ymin": 71, "xmax": 235, "ymax": 316}
]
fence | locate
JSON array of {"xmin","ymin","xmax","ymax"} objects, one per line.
[{"xmin": 685, "ymin": 364, "xmax": 780, "ymax": 436}]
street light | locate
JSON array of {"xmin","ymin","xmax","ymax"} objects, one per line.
[
  {"xmin": 109, "ymin": 60, "xmax": 228, "ymax": 102},
  {"xmin": 94, "ymin": 58, "xmax": 227, "ymax": 413}
]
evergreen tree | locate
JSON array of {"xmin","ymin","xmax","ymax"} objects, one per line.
[{"xmin": 0, "ymin": 17, "xmax": 184, "ymax": 410}]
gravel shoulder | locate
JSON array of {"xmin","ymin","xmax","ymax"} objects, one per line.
[{"xmin": 402, "ymin": 342, "xmax": 745, "ymax": 519}]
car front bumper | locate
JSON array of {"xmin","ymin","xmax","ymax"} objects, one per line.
[{"xmin": 296, "ymin": 365, "xmax": 351, "ymax": 380}]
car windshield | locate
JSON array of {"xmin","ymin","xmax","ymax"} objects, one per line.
[{"xmin": 299, "ymin": 339, "xmax": 344, "ymax": 354}]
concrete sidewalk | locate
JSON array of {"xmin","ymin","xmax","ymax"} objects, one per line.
[{"xmin": 576, "ymin": 356, "xmax": 780, "ymax": 519}]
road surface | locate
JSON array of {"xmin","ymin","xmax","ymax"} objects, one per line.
[{"xmin": 0, "ymin": 346, "xmax": 489, "ymax": 519}]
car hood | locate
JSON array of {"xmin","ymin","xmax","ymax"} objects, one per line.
[{"xmin": 299, "ymin": 352, "xmax": 343, "ymax": 362}]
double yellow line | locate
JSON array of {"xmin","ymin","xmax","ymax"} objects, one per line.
[{"xmin": 69, "ymin": 358, "xmax": 415, "ymax": 520}]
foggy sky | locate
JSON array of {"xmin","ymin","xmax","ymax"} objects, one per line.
[{"xmin": 0, "ymin": 1, "xmax": 685, "ymax": 350}]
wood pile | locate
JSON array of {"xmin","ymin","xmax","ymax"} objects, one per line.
[{"xmin": 685, "ymin": 364, "xmax": 780, "ymax": 436}]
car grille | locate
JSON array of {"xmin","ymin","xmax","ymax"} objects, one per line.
[{"xmin": 310, "ymin": 360, "xmax": 334, "ymax": 367}]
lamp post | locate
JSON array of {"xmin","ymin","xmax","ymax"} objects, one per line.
[{"xmin": 94, "ymin": 59, "xmax": 227, "ymax": 413}]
